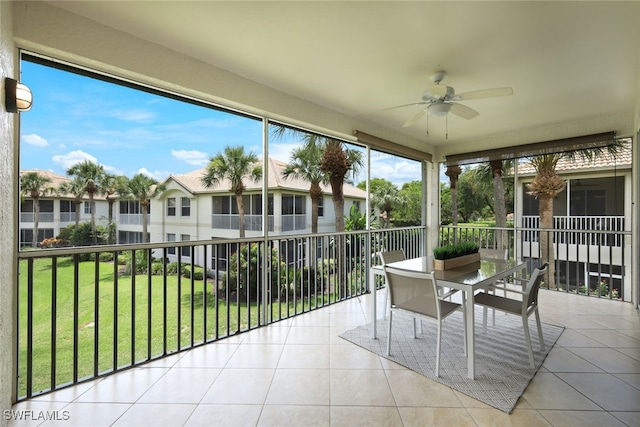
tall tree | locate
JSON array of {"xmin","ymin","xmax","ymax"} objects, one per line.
[
  {"xmin": 318, "ymin": 138, "xmax": 364, "ymax": 232},
  {"xmin": 396, "ymin": 180, "xmax": 423, "ymax": 226},
  {"xmin": 101, "ymin": 173, "xmax": 124, "ymax": 244},
  {"xmin": 282, "ymin": 143, "xmax": 327, "ymax": 234},
  {"xmin": 445, "ymin": 165, "xmax": 462, "ymax": 243},
  {"xmin": 20, "ymin": 172, "xmax": 55, "ymax": 248},
  {"xmin": 270, "ymin": 126, "xmax": 363, "ymax": 232},
  {"xmin": 369, "ymin": 179, "xmax": 402, "ymax": 228},
  {"xmin": 457, "ymin": 168, "xmax": 489, "ymax": 222},
  {"xmin": 58, "ymin": 177, "xmax": 86, "ymax": 228},
  {"xmin": 120, "ymin": 174, "xmax": 166, "ymax": 243},
  {"xmin": 66, "ymin": 160, "xmax": 105, "ymax": 244},
  {"xmin": 201, "ymin": 146, "xmax": 262, "ymax": 238},
  {"xmin": 318, "ymin": 138, "xmax": 363, "ymax": 296},
  {"xmin": 477, "ymin": 160, "xmax": 515, "ymax": 250},
  {"xmin": 527, "ymin": 141, "xmax": 627, "ymax": 289}
]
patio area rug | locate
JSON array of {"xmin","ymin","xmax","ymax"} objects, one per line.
[{"xmin": 339, "ymin": 311, "xmax": 564, "ymax": 413}]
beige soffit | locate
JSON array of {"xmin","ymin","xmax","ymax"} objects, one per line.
[
  {"xmin": 445, "ymin": 132, "xmax": 615, "ymax": 166},
  {"xmin": 354, "ymin": 131, "xmax": 432, "ymax": 163}
]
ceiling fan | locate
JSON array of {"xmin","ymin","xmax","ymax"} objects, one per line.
[{"xmin": 386, "ymin": 70, "xmax": 514, "ymax": 128}]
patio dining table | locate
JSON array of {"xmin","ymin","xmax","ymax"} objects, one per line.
[{"xmin": 371, "ymin": 256, "xmax": 526, "ymax": 379}]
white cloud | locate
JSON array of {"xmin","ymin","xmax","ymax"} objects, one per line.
[
  {"xmin": 171, "ymin": 149, "xmax": 209, "ymax": 166},
  {"xmin": 22, "ymin": 134, "xmax": 49, "ymax": 147},
  {"xmin": 367, "ymin": 157, "xmax": 422, "ymax": 187},
  {"xmin": 51, "ymin": 150, "xmax": 98, "ymax": 170},
  {"xmin": 137, "ymin": 167, "xmax": 170, "ymax": 181},
  {"xmin": 103, "ymin": 165, "xmax": 124, "ymax": 176},
  {"xmin": 267, "ymin": 143, "xmax": 298, "ymax": 163}
]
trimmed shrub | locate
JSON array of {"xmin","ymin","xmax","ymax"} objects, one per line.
[{"xmin": 433, "ymin": 242, "xmax": 479, "ymax": 260}]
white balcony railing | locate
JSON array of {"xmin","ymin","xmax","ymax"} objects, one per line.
[
  {"xmin": 20, "ymin": 212, "xmax": 54, "ymax": 223},
  {"xmin": 281, "ymin": 214, "xmax": 306, "ymax": 232},
  {"xmin": 119, "ymin": 214, "xmax": 150, "ymax": 225},
  {"xmin": 522, "ymin": 215, "xmax": 625, "ymax": 247},
  {"xmin": 211, "ymin": 214, "xmax": 274, "ymax": 232}
]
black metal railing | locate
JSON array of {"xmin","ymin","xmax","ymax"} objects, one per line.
[{"xmin": 16, "ymin": 226, "xmax": 426, "ymax": 401}]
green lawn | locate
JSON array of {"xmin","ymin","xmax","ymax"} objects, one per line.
[{"xmin": 17, "ymin": 257, "xmax": 337, "ymax": 397}]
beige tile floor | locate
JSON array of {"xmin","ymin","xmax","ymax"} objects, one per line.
[{"xmin": 10, "ymin": 289, "xmax": 640, "ymax": 426}]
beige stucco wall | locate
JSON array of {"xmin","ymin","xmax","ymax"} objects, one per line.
[{"xmin": 0, "ymin": 0, "xmax": 17, "ymax": 421}]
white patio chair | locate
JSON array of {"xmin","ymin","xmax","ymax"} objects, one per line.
[
  {"xmin": 379, "ymin": 250, "xmax": 406, "ymax": 318},
  {"xmin": 383, "ymin": 265, "xmax": 466, "ymax": 377},
  {"xmin": 479, "ymin": 248, "xmax": 509, "ymax": 325},
  {"xmin": 474, "ymin": 263, "xmax": 548, "ymax": 368}
]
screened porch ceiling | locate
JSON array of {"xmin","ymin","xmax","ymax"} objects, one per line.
[{"xmin": 45, "ymin": 1, "xmax": 640, "ymax": 161}]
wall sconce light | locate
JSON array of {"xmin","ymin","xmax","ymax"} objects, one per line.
[{"xmin": 5, "ymin": 77, "xmax": 33, "ymax": 113}]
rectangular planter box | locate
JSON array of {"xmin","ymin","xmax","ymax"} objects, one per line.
[{"xmin": 433, "ymin": 252, "xmax": 481, "ymax": 270}]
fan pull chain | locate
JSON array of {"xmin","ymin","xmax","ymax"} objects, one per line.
[
  {"xmin": 426, "ymin": 112, "xmax": 430, "ymax": 137},
  {"xmin": 445, "ymin": 114, "xmax": 449, "ymax": 140}
]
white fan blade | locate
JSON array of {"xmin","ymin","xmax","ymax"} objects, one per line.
[
  {"xmin": 453, "ymin": 87, "xmax": 513, "ymax": 101},
  {"xmin": 382, "ymin": 101, "xmax": 428, "ymax": 111},
  {"xmin": 403, "ymin": 109, "xmax": 426, "ymax": 127},
  {"xmin": 426, "ymin": 84, "xmax": 448, "ymax": 98},
  {"xmin": 449, "ymin": 103, "xmax": 479, "ymax": 120}
]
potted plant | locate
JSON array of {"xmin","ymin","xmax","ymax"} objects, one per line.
[{"xmin": 432, "ymin": 242, "xmax": 480, "ymax": 270}]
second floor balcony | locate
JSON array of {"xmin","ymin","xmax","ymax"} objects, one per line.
[{"xmin": 211, "ymin": 214, "xmax": 275, "ymax": 232}]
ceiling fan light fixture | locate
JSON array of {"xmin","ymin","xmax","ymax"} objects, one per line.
[{"xmin": 428, "ymin": 102, "xmax": 451, "ymax": 117}]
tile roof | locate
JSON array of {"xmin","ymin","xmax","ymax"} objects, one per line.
[
  {"xmin": 20, "ymin": 170, "xmax": 107, "ymax": 200},
  {"xmin": 163, "ymin": 157, "xmax": 367, "ymax": 199},
  {"xmin": 516, "ymin": 145, "xmax": 632, "ymax": 175}
]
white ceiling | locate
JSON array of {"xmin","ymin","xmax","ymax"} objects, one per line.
[{"xmin": 47, "ymin": 1, "xmax": 639, "ymax": 157}]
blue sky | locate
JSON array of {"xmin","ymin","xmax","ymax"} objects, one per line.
[{"xmin": 19, "ymin": 60, "xmax": 422, "ymax": 187}]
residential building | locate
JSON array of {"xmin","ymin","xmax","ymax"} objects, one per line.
[
  {"xmin": 18, "ymin": 159, "xmax": 367, "ymax": 263},
  {"xmin": 515, "ymin": 147, "xmax": 632, "ymax": 300},
  {"xmin": 18, "ymin": 170, "xmax": 109, "ymax": 247}
]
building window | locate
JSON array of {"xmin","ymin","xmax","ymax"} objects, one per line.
[
  {"xmin": 167, "ymin": 197, "xmax": 176, "ymax": 216},
  {"xmin": 181, "ymin": 234, "xmax": 191, "ymax": 257},
  {"xmin": 84, "ymin": 201, "xmax": 91, "ymax": 214},
  {"xmin": 167, "ymin": 233, "xmax": 176, "ymax": 255},
  {"xmin": 60, "ymin": 200, "xmax": 73, "ymax": 222},
  {"xmin": 212, "ymin": 195, "xmax": 235, "ymax": 214},
  {"xmin": 119, "ymin": 200, "xmax": 141, "ymax": 214},
  {"xmin": 282, "ymin": 194, "xmax": 306, "ymax": 215},
  {"xmin": 118, "ymin": 230, "xmax": 143, "ymax": 244},
  {"xmin": 181, "ymin": 197, "xmax": 190, "ymax": 216},
  {"xmin": 352, "ymin": 201, "xmax": 361, "ymax": 211},
  {"xmin": 60, "ymin": 200, "xmax": 72, "ymax": 213},
  {"xmin": 318, "ymin": 197, "xmax": 324, "ymax": 217}
]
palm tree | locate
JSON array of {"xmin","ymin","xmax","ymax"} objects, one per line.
[
  {"xmin": 527, "ymin": 141, "xmax": 627, "ymax": 289},
  {"xmin": 318, "ymin": 138, "xmax": 364, "ymax": 232},
  {"xmin": 66, "ymin": 160, "xmax": 106, "ymax": 244},
  {"xmin": 101, "ymin": 173, "xmax": 125, "ymax": 244},
  {"xmin": 201, "ymin": 146, "xmax": 262, "ymax": 238},
  {"xmin": 58, "ymin": 177, "xmax": 86, "ymax": 228},
  {"xmin": 477, "ymin": 159, "xmax": 514, "ymax": 250},
  {"xmin": 445, "ymin": 165, "xmax": 462, "ymax": 243},
  {"xmin": 20, "ymin": 172, "xmax": 55, "ymax": 248},
  {"xmin": 371, "ymin": 182, "xmax": 403, "ymax": 228},
  {"xmin": 120, "ymin": 174, "xmax": 166, "ymax": 243},
  {"xmin": 270, "ymin": 126, "xmax": 363, "ymax": 233},
  {"xmin": 282, "ymin": 143, "xmax": 327, "ymax": 234}
]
